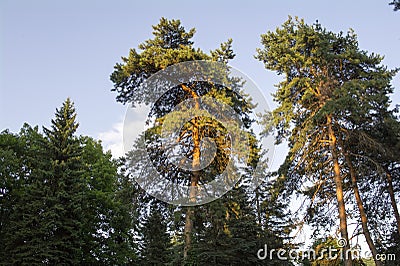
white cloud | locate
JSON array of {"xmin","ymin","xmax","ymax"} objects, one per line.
[
  {"xmin": 98, "ymin": 121, "xmax": 124, "ymax": 158},
  {"xmin": 98, "ymin": 105, "xmax": 150, "ymax": 158}
]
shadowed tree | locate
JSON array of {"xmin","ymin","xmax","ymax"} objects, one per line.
[
  {"xmin": 138, "ymin": 203, "xmax": 172, "ymax": 265},
  {"xmin": 0, "ymin": 125, "xmax": 50, "ymax": 263},
  {"xmin": 0, "ymin": 99, "xmax": 136, "ymax": 264}
]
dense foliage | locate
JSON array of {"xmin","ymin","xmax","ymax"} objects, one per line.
[{"xmin": 0, "ymin": 99, "xmax": 135, "ymax": 264}]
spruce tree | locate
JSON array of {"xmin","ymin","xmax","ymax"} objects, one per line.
[
  {"xmin": 1, "ymin": 99, "xmax": 137, "ymax": 264},
  {"xmin": 41, "ymin": 98, "xmax": 85, "ymax": 264},
  {"xmin": 139, "ymin": 203, "xmax": 172, "ymax": 265}
]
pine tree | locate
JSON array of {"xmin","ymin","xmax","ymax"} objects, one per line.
[
  {"xmin": 110, "ymin": 17, "xmax": 208, "ymax": 105},
  {"xmin": 110, "ymin": 18, "xmax": 258, "ymax": 261},
  {"xmin": 342, "ymin": 106, "xmax": 400, "ymax": 259},
  {"xmin": 256, "ymin": 17, "xmax": 398, "ymax": 266}
]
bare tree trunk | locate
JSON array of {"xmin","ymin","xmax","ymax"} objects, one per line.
[
  {"xmin": 182, "ymin": 84, "xmax": 200, "ymax": 260},
  {"xmin": 344, "ymin": 153, "xmax": 382, "ymax": 266},
  {"xmin": 183, "ymin": 207, "xmax": 193, "ymax": 259},
  {"xmin": 386, "ymin": 171, "xmax": 400, "ymax": 233},
  {"xmin": 183, "ymin": 130, "xmax": 200, "ymax": 259},
  {"xmin": 327, "ymin": 116, "xmax": 352, "ymax": 266}
]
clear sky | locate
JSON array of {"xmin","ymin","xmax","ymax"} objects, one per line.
[{"xmin": 1, "ymin": 0, "xmax": 399, "ymax": 157}]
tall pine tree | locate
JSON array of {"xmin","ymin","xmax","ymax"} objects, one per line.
[
  {"xmin": 256, "ymin": 17, "xmax": 398, "ymax": 266},
  {"xmin": 110, "ymin": 18, "xmax": 259, "ymax": 261}
]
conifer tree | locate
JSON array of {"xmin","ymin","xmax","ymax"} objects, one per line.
[
  {"xmin": 0, "ymin": 99, "xmax": 136, "ymax": 264},
  {"xmin": 256, "ymin": 17, "xmax": 398, "ymax": 266},
  {"xmin": 110, "ymin": 18, "xmax": 257, "ymax": 261},
  {"xmin": 139, "ymin": 203, "xmax": 172, "ymax": 265},
  {"xmin": 41, "ymin": 98, "xmax": 85, "ymax": 264}
]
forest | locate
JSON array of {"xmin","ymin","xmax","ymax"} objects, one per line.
[{"xmin": 1, "ymin": 5, "xmax": 400, "ymax": 266}]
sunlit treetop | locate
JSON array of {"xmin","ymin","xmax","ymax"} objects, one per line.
[{"xmin": 110, "ymin": 17, "xmax": 235, "ymax": 105}]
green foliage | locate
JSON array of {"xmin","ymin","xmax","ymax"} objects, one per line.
[
  {"xmin": 189, "ymin": 188, "xmax": 262, "ymax": 265},
  {"xmin": 139, "ymin": 203, "xmax": 172, "ymax": 265},
  {"xmin": 301, "ymin": 236, "xmax": 367, "ymax": 266},
  {"xmin": 256, "ymin": 16, "xmax": 397, "ymax": 149},
  {"xmin": 110, "ymin": 18, "xmax": 209, "ymax": 105},
  {"xmin": 0, "ymin": 99, "xmax": 136, "ymax": 264},
  {"xmin": 256, "ymin": 16, "xmax": 399, "ymax": 265},
  {"xmin": 0, "ymin": 125, "xmax": 50, "ymax": 264}
]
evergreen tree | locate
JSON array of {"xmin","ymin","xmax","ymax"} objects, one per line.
[
  {"xmin": 139, "ymin": 203, "xmax": 172, "ymax": 265},
  {"xmin": 110, "ymin": 17, "xmax": 208, "ymax": 105},
  {"xmin": 1, "ymin": 99, "xmax": 137, "ymax": 264},
  {"xmin": 40, "ymin": 98, "xmax": 85, "ymax": 264},
  {"xmin": 256, "ymin": 17, "xmax": 398, "ymax": 266},
  {"xmin": 191, "ymin": 187, "xmax": 277, "ymax": 265},
  {"xmin": 301, "ymin": 236, "xmax": 366, "ymax": 266},
  {"xmin": 110, "ymin": 18, "xmax": 257, "ymax": 261},
  {"xmin": 343, "ymin": 108, "xmax": 400, "ymax": 263}
]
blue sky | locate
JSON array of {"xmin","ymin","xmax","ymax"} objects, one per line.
[{"xmin": 1, "ymin": 0, "xmax": 399, "ymax": 158}]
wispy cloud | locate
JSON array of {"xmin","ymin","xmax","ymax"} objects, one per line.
[
  {"xmin": 98, "ymin": 105, "xmax": 149, "ymax": 158},
  {"xmin": 98, "ymin": 121, "xmax": 124, "ymax": 158}
]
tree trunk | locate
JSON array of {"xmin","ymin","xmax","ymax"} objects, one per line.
[
  {"xmin": 255, "ymin": 187, "xmax": 262, "ymax": 225},
  {"xmin": 386, "ymin": 171, "xmax": 400, "ymax": 233},
  {"xmin": 183, "ymin": 131, "xmax": 200, "ymax": 259},
  {"xmin": 184, "ymin": 206, "xmax": 194, "ymax": 259},
  {"xmin": 327, "ymin": 116, "xmax": 352, "ymax": 266},
  {"xmin": 344, "ymin": 153, "xmax": 382, "ymax": 266},
  {"xmin": 183, "ymin": 84, "xmax": 201, "ymax": 260}
]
